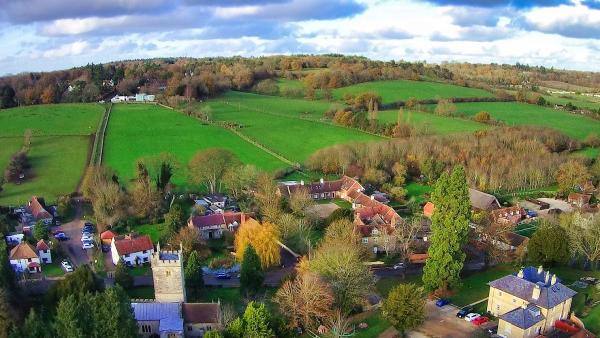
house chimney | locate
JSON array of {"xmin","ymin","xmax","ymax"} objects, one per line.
[
  {"xmin": 532, "ymin": 284, "xmax": 541, "ymax": 300},
  {"xmin": 371, "ymin": 195, "xmax": 375, "ymax": 200},
  {"xmin": 517, "ymin": 268, "xmax": 524, "ymax": 278},
  {"xmin": 125, "ymin": 234, "xmax": 132, "ymax": 240},
  {"xmin": 320, "ymin": 178, "xmax": 324, "ymax": 184},
  {"xmin": 241, "ymin": 213, "xmax": 246, "ymax": 224},
  {"xmin": 537, "ymin": 265, "xmax": 544, "ymax": 274},
  {"xmin": 551, "ymin": 274, "xmax": 557, "ymax": 285},
  {"xmin": 545, "ymin": 271, "xmax": 550, "ymax": 285},
  {"xmin": 300, "ymin": 180, "xmax": 304, "ymax": 186}
]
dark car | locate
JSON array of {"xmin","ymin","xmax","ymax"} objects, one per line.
[
  {"xmin": 456, "ymin": 306, "xmax": 473, "ymax": 318},
  {"xmin": 84, "ymin": 222, "xmax": 94, "ymax": 227},
  {"xmin": 54, "ymin": 232, "xmax": 70, "ymax": 241},
  {"xmin": 82, "ymin": 226, "xmax": 95, "ymax": 234},
  {"xmin": 486, "ymin": 324, "xmax": 498, "ymax": 334},
  {"xmin": 435, "ymin": 298, "xmax": 450, "ymax": 307},
  {"xmin": 216, "ymin": 272, "xmax": 231, "ymax": 280},
  {"xmin": 101, "ymin": 245, "xmax": 111, "ymax": 253}
]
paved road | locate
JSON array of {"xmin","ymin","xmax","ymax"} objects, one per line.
[
  {"xmin": 414, "ymin": 300, "xmax": 479, "ymax": 337},
  {"xmin": 57, "ymin": 200, "xmax": 92, "ymax": 268}
]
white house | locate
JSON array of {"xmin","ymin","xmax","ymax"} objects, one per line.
[
  {"xmin": 5, "ymin": 233, "xmax": 24, "ymax": 246},
  {"xmin": 9, "ymin": 242, "xmax": 41, "ymax": 273},
  {"xmin": 203, "ymin": 194, "xmax": 227, "ymax": 208},
  {"xmin": 111, "ymin": 234, "xmax": 154, "ymax": 266},
  {"xmin": 111, "ymin": 95, "xmax": 128, "ymax": 103},
  {"xmin": 135, "ymin": 93, "xmax": 155, "ymax": 102},
  {"xmin": 36, "ymin": 239, "xmax": 52, "ymax": 264}
]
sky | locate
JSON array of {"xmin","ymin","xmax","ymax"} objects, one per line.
[{"xmin": 1, "ymin": 0, "xmax": 600, "ymax": 75}]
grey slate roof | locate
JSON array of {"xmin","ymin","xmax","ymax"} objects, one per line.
[
  {"xmin": 488, "ymin": 266, "xmax": 577, "ymax": 309},
  {"xmin": 131, "ymin": 302, "xmax": 183, "ymax": 333},
  {"xmin": 469, "ymin": 188, "xmax": 500, "ymax": 210},
  {"xmin": 500, "ymin": 304, "xmax": 545, "ymax": 329}
]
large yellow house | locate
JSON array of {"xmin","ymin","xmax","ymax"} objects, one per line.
[{"xmin": 487, "ymin": 266, "xmax": 577, "ymax": 338}]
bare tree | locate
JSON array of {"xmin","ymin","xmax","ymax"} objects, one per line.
[
  {"xmin": 396, "ymin": 218, "xmax": 423, "ymax": 262},
  {"xmin": 563, "ymin": 213, "xmax": 600, "ymax": 270}
]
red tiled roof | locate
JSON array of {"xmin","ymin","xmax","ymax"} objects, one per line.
[
  {"xmin": 113, "ymin": 235, "xmax": 153, "ymax": 256},
  {"xmin": 189, "ymin": 214, "xmax": 225, "ymax": 228},
  {"xmin": 423, "ymin": 202, "xmax": 434, "ymax": 218},
  {"xmin": 100, "ymin": 230, "xmax": 116, "ymax": 240},
  {"xmin": 10, "ymin": 242, "xmax": 38, "ymax": 260},
  {"xmin": 30, "ymin": 196, "xmax": 51, "ymax": 220},
  {"xmin": 568, "ymin": 193, "xmax": 592, "ymax": 205},
  {"xmin": 28, "ymin": 262, "xmax": 40, "ymax": 268},
  {"xmin": 182, "ymin": 303, "xmax": 220, "ymax": 324},
  {"xmin": 36, "ymin": 239, "xmax": 50, "ymax": 251},
  {"xmin": 223, "ymin": 212, "xmax": 251, "ymax": 225}
]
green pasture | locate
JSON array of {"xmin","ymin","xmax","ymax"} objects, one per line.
[
  {"xmin": 0, "ymin": 103, "xmax": 104, "ymax": 136},
  {"xmin": 333, "ymin": 80, "xmax": 494, "ymax": 104},
  {"xmin": 449, "ymin": 102, "xmax": 600, "ymax": 140},
  {"xmin": 0, "ymin": 136, "xmax": 90, "ymax": 206},
  {"xmin": 0, "ymin": 137, "xmax": 23, "ymax": 175},
  {"xmin": 572, "ymin": 147, "xmax": 599, "ymax": 159},
  {"xmin": 276, "ymin": 78, "xmax": 305, "ymax": 92},
  {"xmin": 377, "ymin": 109, "xmax": 488, "ymax": 135},
  {"xmin": 102, "ymin": 104, "xmax": 287, "ymax": 186},
  {"xmin": 543, "ymin": 94, "xmax": 600, "ymax": 111},
  {"xmin": 206, "ymin": 97, "xmax": 383, "ymax": 163}
]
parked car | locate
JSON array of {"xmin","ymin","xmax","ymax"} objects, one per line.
[
  {"xmin": 216, "ymin": 272, "xmax": 231, "ymax": 280},
  {"xmin": 82, "ymin": 226, "xmax": 95, "ymax": 234},
  {"xmin": 526, "ymin": 209, "xmax": 538, "ymax": 218},
  {"xmin": 54, "ymin": 232, "xmax": 70, "ymax": 241},
  {"xmin": 61, "ymin": 260, "xmax": 74, "ymax": 272},
  {"xmin": 435, "ymin": 298, "xmax": 450, "ymax": 307},
  {"xmin": 84, "ymin": 222, "xmax": 94, "ymax": 228},
  {"xmin": 82, "ymin": 242, "xmax": 94, "ymax": 250},
  {"xmin": 465, "ymin": 313, "xmax": 481, "ymax": 322},
  {"xmin": 81, "ymin": 235, "xmax": 94, "ymax": 242},
  {"xmin": 456, "ymin": 306, "xmax": 473, "ymax": 318},
  {"xmin": 555, "ymin": 319, "xmax": 580, "ymax": 334},
  {"xmin": 485, "ymin": 324, "xmax": 498, "ymax": 335},
  {"xmin": 101, "ymin": 245, "xmax": 111, "ymax": 253},
  {"xmin": 393, "ymin": 263, "xmax": 405, "ymax": 270},
  {"xmin": 472, "ymin": 316, "xmax": 489, "ymax": 326}
]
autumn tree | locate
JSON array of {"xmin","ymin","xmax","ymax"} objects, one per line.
[
  {"xmin": 289, "ymin": 188, "xmax": 315, "ymax": 217},
  {"xmin": 168, "ymin": 227, "xmax": 208, "ymax": 259},
  {"xmin": 434, "ymin": 98, "xmax": 456, "ymax": 116},
  {"xmin": 188, "ymin": 148, "xmax": 240, "ymax": 193},
  {"xmin": 131, "ymin": 161, "xmax": 161, "ymax": 219},
  {"xmin": 422, "ymin": 166, "xmax": 471, "ymax": 294},
  {"xmin": 396, "ymin": 218, "xmax": 422, "ymax": 262},
  {"xmin": 473, "ymin": 111, "xmax": 491, "ymax": 123},
  {"xmin": 274, "ymin": 272, "xmax": 335, "ymax": 330},
  {"xmin": 254, "ymin": 173, "xmax": 282, "ymax": 222},
  {"xmin": 223, "ymin": 164, "xmax": 258, "ymax": 202},
  {"xmin": 235, "ymin": 218, "xmax": 280, "ymax": 268},
  {"xmin": 4, "ymin": 151, "xmax": 29, "ymax": 182},
  {"xmin": 561, "ymin": 213, "xmax": 600, "ymax": 270},
  {"xmin": 556, "ymin": 160, "xmax": 591, "ymax": 194},
  {"xmin": 382, "ymin": 284, "xmax": 425, "ymax": 337}
]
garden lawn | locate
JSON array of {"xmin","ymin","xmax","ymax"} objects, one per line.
[
  {"xmin": 133, "ymin": 223, "xmax": 167, "ymax": 243},
  {"xmin": 207, "ymin": 98, "xmax": 383, "ymax": 163},
  {"xmin": 378, "ymin": 109, "xmax": 488, "ymax": 135},
  {"xmin": 572, "ymin": 147, "xmax": 599, "ymax": 159},
  {"xmin": 352, "ymin": 311, "xmax": 391, "ymax": 338},
  {"xmin": 406, "ymin": 182, "xmax": 432, "ymax": 204},
  {"xmin": 452, "ymin": 264, "xmax": 516, "ymax": 307},
  {"xmin": 103, "ymin": 104, "xmax": 287, "ymax": 187},
  {"xmin": 43, "ymin": 262, "xmax": 65, "ymax": 277},
  {"xmin": 0, "ymin": 136, "xmax": 90, "ymax": 206},
  {"xmin": 129, "ymin": 264, "xmax": 151, "ymax": 277},
  {"xmin": 451, "ymin": 102, "xmax": 600, "ymax": 140},
  {"xmin": 0, "ymin": 103, "xmax": 104, "ymax": 137},
  {"xmin": 333, "ymin": 80, "xmax": 494, "ymax": 104}
]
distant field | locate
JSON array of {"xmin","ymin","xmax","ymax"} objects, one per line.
[
  {"xmin": 543, "ymin": 94, "xmax": 600, "ymax": 111},
  {"xmin": 205, "ymin": 93, "xmax": 383, "ymax": 163},
  {"xmin": 377, "ymin": 109, "xmax": 488, "ymax": 135},
  {"xmin": 450, "ymin": 102, "xmax": 600, "ymax": 140},
  {"xmin": 0, "ymin": 103, "xmax": 104, "ymax": 136},
  {"xmin": 276, "ymin": 78, "xmax": 304, "ymax": 92},
  {"xmin": 332, "ymin": 80, "xmax": 494, "ymax": 103},
  {"xmin": 0, "ymin": 104, "xmax": 104, "ymax": 206},
  {"xmin": 572, "ymin": 147, "xmax": 599, "ymax": 159},
  {"xmin": 103, "ymin": 104, "xmax": 287, "ymax": 187},
  {"xmin": 0, "ymin": 136, "xmax": 90, "ymax": 206}
]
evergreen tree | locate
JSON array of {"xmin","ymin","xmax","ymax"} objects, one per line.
[
  {"xmin": 204, "ymin": 331, "xmax": 224, "ymax": 338},
  {"xmin": 382, "ymin": 284, "xmax": 425, "ymax": 336},
  {"xmin": 243, "ymin": 302, "xmax": 273, "ymax": 338},
  {"xmin": 165, "ymin": 203, "xmax": 187, "ymax": 236},
  {"xmin": 240, "ymin": 245, "xmax": 264, "ymax": 296},
  {"xmin": 114, "ymin": 259, "xmax": 133, "ymax": 289},
  {"xmin": 55, "ymin": 295, "xmax": 86, "ymax": 338},
  {"xmin": 185, "ymin": 250, "xmax": 204, "ymax": 295},
  {"xmin": 422, "ymin": 166, "xmax": 471, "ymax": 294},
  {"xmin": 225, "ymin": 317, "xmax": 245, "ymax": 338},
  {"xmin": 15, "ymin": 308, "xmax": 53, "ymax": 338},
  {"xmin": 0, "ymin": 288, "xmax": 12, "ymax": 338},
  {"xmin": 528, "ymin": 223, "xmax": 570, "ymax": 266},
  {"xmin": 0, "ymin": 241, "xmax": 16, "ymax": 291},
  {"xmin": 97, "ymin": 285, "xmax": 138, "ymax": 337},
  {"xmin": 33, "ymin": 220, "xmax": 49, "ymax": 241}
]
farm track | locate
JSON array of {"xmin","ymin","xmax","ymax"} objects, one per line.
[
  {"xmin": 91, "ymin": 103, "xmax": 112, "ymax": 165},
  {"xmin": 220, "ymin": 100, "xmax": 390, "ymax": 139}
]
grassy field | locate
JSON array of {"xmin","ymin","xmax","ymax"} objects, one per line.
[
  {"xmin": 133, "ymin": 223, "xmax": 166, "ymax": 243},
  {"xmin": 205, "ymin": 94, "xmax": 383, "ymax": 163},
  {"xmin": 0, "ymin": 103, "xmax": 104, "ymax": 137},
  {"xmin": 543, "ymin": 94, "xmax": 600, "ymax": 111},
  {"xmin": 276, "ymin": 78, "xmax": 305, "ymax": 92},
  {"xmin": 572, "ymin": 147, "xmax": 599, "ymax": 159},
  {"xmin": 450, "ymin": 102, "xmax": 600, "ymax": 140},
  {"xmin": 377, "ymin": 109, "xmax": 488, "ymax": 135},
  {"xmin": 452, "ymin": 264, "xmax": 516, "ymax": 307},
  {"xmin": 103, "ymin": 104, "xmax": 287, "ymax": 186},
  {"xmin": 0, "ymin": 104, "xmax": 104, "ymax": 206},
  {"xmin": 0, "ymin": 136, "xmax": 90, "ymax": 206},
  {"xmin": 333, "ymin": 80, "xmax": 494, "ymax": 104},
  {"xmin": 406, "ymin": 182, "xmax": 432, "ymax": 204}
]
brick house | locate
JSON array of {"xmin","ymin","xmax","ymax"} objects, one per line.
[
  {"xmin": 9, "ymin": 242, "xmax": 41, "ymax": 273},
  {"xmin": 111, "ymin": 234, "xmax": 154, "ymax": 266},
  {"xmin": 187, "ymin": 212, "xmax": 248, "ymax": 240},
  {"xmin": 491, "ymin": 206, "xmax": 526, "ymax": 226}
]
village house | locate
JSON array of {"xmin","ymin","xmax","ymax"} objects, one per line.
[
  {"xmin": 111, "ymin": 234, "xmax": 154, "ymax": 266},
  {"xmin": 182, "ymin": 303, "xmax": 222, "ymax": 338},
  {"xmin": 29, "ymin": 196, "xmax": 52, "ymax": 221},
  {"xmin": 4, "ymin": 233, "xmax": 24, "ymax": 246},
  {"xmin": 202, "ymin": 194, "xmax": 227, "ymax": 208},
  {"xmin": 100, "ymin": 230, "xmax": 116, "ymax": 246},
  {"xmin": 487, "ymin": 266, "xmax": 577, "ymax": 338},
  {"xmin": 36, "ymin": 239, "xmax": 52, "ymax": 264},
  {"xmin": 187, "ymin": 212, "xmax": 247, "ymax": 240},
  {"xmin": 491, "ymin": 206, "xmax": 526, "ymax": 226},
  {"xmin": 9, "ymin": 242, "xmax": 41, "ymax": 273},
  {"xmin": 423, "ymin": 188, "xmax": 501, "ymax": 218}
]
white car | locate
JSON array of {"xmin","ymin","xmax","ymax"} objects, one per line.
[
  {"xmin": 393, "ymin": 263, "xmax": 405, "ymax": 270},
  {"xmin": 61, "ymin": 260, "xmax": 74, "ymax": 272},
  {"xmin": 82, "ymin": 242, "xmax": 94, "ymax": 250},
  {"xmin": 465, "ymin": 313, "xmax": 481, "ymax": 322},
  {"xmin": 81, "ymin": 235, "xmax": 94, "ymax": 242}
]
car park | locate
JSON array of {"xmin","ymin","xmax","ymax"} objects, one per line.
[
  {"xmin": 81, "ymin": 235, "xmax": 94, "ymax": 242},
  {"xmin": 82, "ymin": 242, "xmax": 94, "ymax": 250},
  {"xmin": 435, "ymin": 298, "xmax": 450, "ymax": 307},
  {"xmin": 82, "ymin": 227, "xmax": 95, "ymax": 234},
  {"xmin": 465, "ymin": 313, "xmax": 481, "ymax": 322},
  {"xmin": 61, "ymin": 260, "xmax": 74, "ymax": 272},
  {"xmin": 456, "ymin": 306, "xmax": 473, "ymax": 318},
  {"xmin": 471, "ymin": 316, "xmax": 489, "ymax": 326},
  {"xmin": 216, "ymin": 272, "xmax": 231, "ymax": 279}
]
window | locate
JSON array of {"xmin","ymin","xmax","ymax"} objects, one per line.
[
  {"xmin": 188, "ymin": 326, "xmax": 192, "ymax": 331},
  {"xmin": 362, "ymin": 238, "xmax": 368, "ymax": 244},
  {"xmin": 207, "ymin": 326, "xmax": 212, "ymax": 330},
  {"xmin": 498, "ymin": 291, "xmax": 502, "ymax": 296},
  {"xmin": 141, "ymin": 324, "xmax": 152, "ymax": 333},
  {"xmin": 513, "ymin": 298, "xmax": 516, "ymax": 303},
  {"xmin": 166, "ymin": 271, "xmax": 171, "ymax": 277},
  {"xmin": 496, "ymin": 305, "xmax": 500, "ymax": 311}
]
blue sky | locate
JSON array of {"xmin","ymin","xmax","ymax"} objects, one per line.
[{"xmin": 0, "ymin": 0, "xmax": 599, "ymax": 74}]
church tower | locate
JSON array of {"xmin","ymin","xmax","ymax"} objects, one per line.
[{"xmin": 151, "ymin": 243, "xmax": 187, "ymax": 302}]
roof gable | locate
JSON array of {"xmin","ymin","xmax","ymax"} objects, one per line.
[
  {"xmin": 10, "ymin": 242, "xmax": 38, "ymax": 260},
  {"xmin": 114, "ymin": 235, "xmax": 154, "ymax": 256}
]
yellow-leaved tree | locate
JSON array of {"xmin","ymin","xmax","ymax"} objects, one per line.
[{"xmin": 235, "ymin": 218, "xmax": 281, "ymax": 268}]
